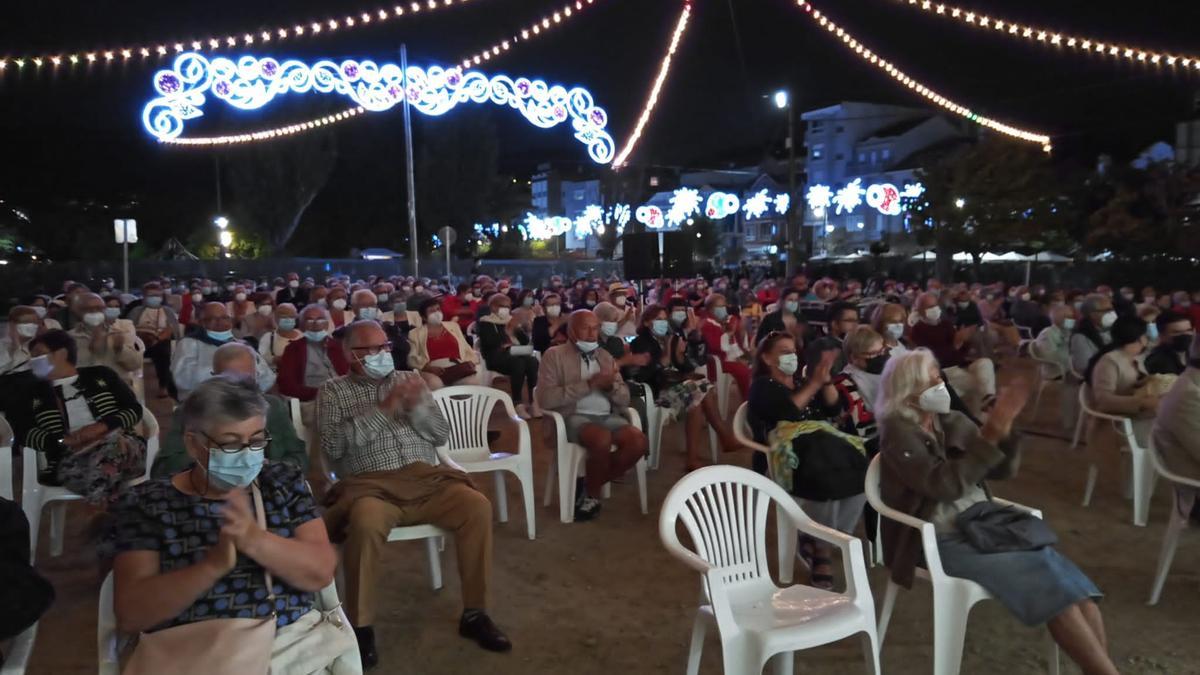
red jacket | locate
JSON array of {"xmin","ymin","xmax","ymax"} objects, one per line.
[{"xmin": 277, "ymin": 337, "xmax": 350, "ymax": 401}]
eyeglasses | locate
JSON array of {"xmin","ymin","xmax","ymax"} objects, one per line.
[
  {"xmin": 200, "ymin": 431, "xmax": 272, "ymax": 454},
  {"xmin": 303, "ymin": 319, "xmax": 330, "ymax": 328},
  {"xmin": 350, "ymin": 342, "xmax": 392, "ymax": 356}
]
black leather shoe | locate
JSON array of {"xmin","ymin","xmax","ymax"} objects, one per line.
[
  {"xmin": 459, "ymin": 612, "xmax": 513, "ymax": 652},
  {"xmin": 354, "ymin": 625, "xmax": 379, "ymax": 670}
]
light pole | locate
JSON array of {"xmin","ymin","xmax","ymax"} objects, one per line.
[
  {"xmin": 113, "ymin": 219, "xmax": 137, "ymax": 293},
  {"xmin": 774, "ymin": 89, "xmax": 798, "ymax": 276}
]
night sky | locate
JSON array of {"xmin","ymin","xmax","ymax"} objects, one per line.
[{"xmin": 2, "ymin": 0, "xmax": 1199, "ymax": 248}]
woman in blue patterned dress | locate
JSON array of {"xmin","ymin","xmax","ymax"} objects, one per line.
[{"xmin": 111, "ymin": 376, "xmax": 338, "ymax": 656}]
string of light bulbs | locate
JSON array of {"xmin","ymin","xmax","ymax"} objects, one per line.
[
  {"xmin": 612, "ymin": 1, "xmax": 692, "ymax": 169},
  {"xmin": 159, "ymin": 0, "xmax": 601, "ymax": 147},
  {"xmin": 0, "ymin": 0, "xmax": 479, "ymax": 76},
  {"xmin": 795, "ymin": 1, "xmax": 1052, "ymax": 151},
  {"xmin": 887, "ymin": 0, "xmax": 1200, "ymax": 72}
]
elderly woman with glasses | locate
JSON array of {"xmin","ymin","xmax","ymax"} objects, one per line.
[
  {"xmin": 876, "ymin": 349, "xmax": 1117, "ymax": 675},
  {"xmin": 112, "ymin": 376, "xmax": 344, "ymax": 670}
]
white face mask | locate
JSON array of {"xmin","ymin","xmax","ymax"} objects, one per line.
[
  {"xmin": 1020, "ymin": 293, "xmax": 1031, "ymax": 302},
  {"xmin": 257, "ymin": 305, "xmax": 273, "ymax": 316},
  {"xmin": 886, "ymin": 323, "xmax": 904, "ymax": 340},
  {"xmin": 614, "ymin": 296, "xmax": 627, "ymax": 307},
  {"xmin": 192, "ymin": 293, "xmax": 204, "ymax": 303},
  {"xmin": 546, "ymin": 305, "xmax": 562, "ymax": 317},
  {"xmin": 29, "ymin": 355, "xmax": 54, "ymax": 379},
  {"xmin": 332, "ymin": 298, "xmax": 347, "ymax": 310},
  {"xmin": 1100, "ymin": 311, "xmax": 1117, "ymax": 329},
  {"xmin": 426, "ymin": 311, "xmax": 443, "ymax": 326},
  {"xmin": 917, "ymin": 382, "xmax": 952, "ymax": 414},
  {"xmin": 235, "ymin": 292, "xmax": 247, "ymax": 302},
  {"xmin": 496, "ymin": 307, "xmax": 511, "ymax": 320},
  {"xmin": 16, "ymin": 323, "xmax": 38, "ymax": 338},
  {"xmin": 83, "ymin": 312, "xmax": 106, "ymax": 327},
  {"xmin": 777, "ymin": 353, "xmax": 799, "ymax": 375},
  {"xmin": 601, "ymin": 321, "xmax": 618, "ymax": 337},
  {"xmin": 289, "ymin": 279, "xmax": 300, "ymax": 288},
  {"xmin": 924, "ymin": 306, "xmax": 942, "ymax": 324},
  {"xmin": 32, "ymin": 306, "xmax": 47, "ymax": 319}
]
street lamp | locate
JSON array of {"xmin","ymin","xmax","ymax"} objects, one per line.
[
  {"xmin": 955, "ymin": 197, "xmax": 966, "ymax": 209},
  {"xmin": 213, "ymin": 215, "xmax": 230, "ymax": 258},
  {"xmin": 771, "ymin": 88, "xmax": 798, "ymax": 275},
  {"xmin": 213, "ymin": 215, "xmax": 229, "ymax": 229}
]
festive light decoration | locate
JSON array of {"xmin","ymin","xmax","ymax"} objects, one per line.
[
  {"xmin": 808, "ymin": 179, "xmax": 926, "ymax": 216},
  {"xmin": 612, "ymin": 2, "xmax": 692, "ymax": 168},
  {"xmin": 0, "ymin": 0, "xmax": 484, "ymax": 77},
  {"xmin": 742, "ymin": 189, "xmax": 774, "ymax": 219},
  {"xmin": 795, "ymin": 1, "xmax": 1053, "ymax": 152},
  {"xmin": 145, "ymin": 0, "xmax": 603, "ymax": 147},
  {"xmin": 574, "ymin": 204, "xmax": 605, "ymax": 237},
  {"xmin": 143, "ymin": 52, "xmax": 615, "ymax": 163},
  {"xmin": 888, "ymin": 0, "xmax": 1200, "ymax": 73},
  {"xmin": 774, "ymin": 193, "xmax": 791, "ymax": 215},
  {"xmin": 635, "ymin": 205, "xmax": 665, "ymax": 229},
  {"xmin": 666, "ymin": 187, "xmax": 702, "ymax": 226},
  {"xmin": 705, "ymin": 192, "xmax": 741, "ymax": 219}
]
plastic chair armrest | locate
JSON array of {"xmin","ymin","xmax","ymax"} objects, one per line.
[
  {"xmin": 542, "ymin": 409, "xmax": 568, "ymax": 450},
  {"xmin": 992, "ymin": 497, "xmax": 1043, "ymax": 520}
]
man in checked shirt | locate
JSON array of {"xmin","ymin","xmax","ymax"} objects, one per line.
[{"xmin": 319, "ymin": 321, "xmax": 511, "ymax": 670}]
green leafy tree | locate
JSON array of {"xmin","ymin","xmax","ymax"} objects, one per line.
[
  {"xmin": 1088, "ymin": 162, "xmax": 1200, "ymax": 258},
  {"xmin": 224, "ymin": 129, "xmax": 338, "ymax": 254}
]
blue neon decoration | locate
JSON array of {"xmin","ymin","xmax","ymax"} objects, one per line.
[{"xmin": 142, "ymin": 52, "xmax": 616, "ymax": 163}]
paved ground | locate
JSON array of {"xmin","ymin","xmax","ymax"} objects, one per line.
[{"xmin": 17, "ymin": 359, "xmax": 1200, "ymax": 674}]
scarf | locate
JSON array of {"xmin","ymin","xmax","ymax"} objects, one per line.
[
  {"xmin": 766, "ymin": 420, "xmax": 866, "ymax": 491},
  {"xmin": 844, "ymin": 365, "xmax": 881, "ymax": 410}
]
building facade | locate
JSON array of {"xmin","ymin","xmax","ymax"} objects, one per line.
[{"xmin": 801, "ymin": 101, "xmax": 971, "ymax": 252}]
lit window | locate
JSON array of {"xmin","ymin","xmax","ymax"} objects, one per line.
[{"xmin": 811, "ymin": 144, "xmax": 824, "ymax": 160}]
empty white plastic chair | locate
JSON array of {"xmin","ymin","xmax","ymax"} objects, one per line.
[
  {"xmin": 2, "ymin": 622, "xmax": 37, "ymax": 675},
  {"xmin": 537, "ymin": 386, "xmax": 648, "ymax": 523},
  {"xmin": 1073, "ymin": 385, "xmax": 1157, "ymax": 526},
  {"xmin": 1147, "ymin": 446, "xmax": 1199, "ymax": 605},
  {"xmin": 1026, "ymin": 341, "xmax": 1065, "ymax": 412},
  {"xmin": 0, "ymin": 415, "xmax": 13, "ymax": 501},
  {"xmin": 644, "ymin": 382, "xmax": 718, "ymax": 470},
  {"xmin": 98, "ymin": 572, "xmax": 362, "ymax": 675},
  {"xmin": 24, "ymin": 406, "xmax": 160, "ymax": 560},
  {"xmin": 431, "ymin": 386, "xmax": 536, "ymax": 540},
  {"xmin": 866, "ymin": 456, "xmax": 1059, "ymax": 675},
  {"xmin": 660, "ymin": 464, "xmax": 880, "ymax": 675}
]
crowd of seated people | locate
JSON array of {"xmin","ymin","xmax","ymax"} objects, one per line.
[{"xmin": 4, "ymin": 267, "xmax": 1200, "ymax": 673}]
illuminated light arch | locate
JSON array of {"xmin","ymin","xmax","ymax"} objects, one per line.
[{"xmin": 142, "ymin": 52, "xmax": 615, "ymax": 163}]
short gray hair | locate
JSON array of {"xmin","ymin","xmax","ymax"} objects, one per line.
[
  {"xmin": 592, "ymin": 301, "xmax": 620, "ymax": 322},
  {"xmin": 1079, "ymin": 293, "xmax": 1106, "ymax": 318},
  {"xmin": 180, "ymin": 375, "xmax": 268, "ymax": 434},
  {"xmin": 212, "ymin": 342, "xmax": 255, "ymax": 372},
  {"xmin": 876, "ymin": 348, "xmax": 939, "ymax": 423}
]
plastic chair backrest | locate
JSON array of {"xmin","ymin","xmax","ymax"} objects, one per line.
[
  {"xmin": 287, "ymin": 396, "xmax": 306, "ymax": 440},
  {"xmin": 0, "ymin": 415, "xmax": 12, "ymax": 501},
  {"xmin": 863, "ymin": 455, "xmax": 947, "ymax": 579},
  {"xmin": 659, "ymin": 467, "xmax": 778, "ymax": 622},
  {"xmin": 433, "ymin": 385, "xmax": 512, "ymax": 454},
  {"xmin": 732, "ymin": 403, "xmax": 768, "ymax": 453}
]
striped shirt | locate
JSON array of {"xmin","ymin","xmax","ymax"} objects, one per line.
[{"xmin": 317, "ymin": 371, "xmax": 449, "ymax": 476}]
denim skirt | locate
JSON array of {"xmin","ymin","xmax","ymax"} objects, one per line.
[{"xmin": 936, "ymin": 533, "xmax": 1102, "ymax": 626}]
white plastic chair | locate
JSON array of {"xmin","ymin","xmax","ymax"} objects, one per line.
[
  {"xmin": 1, "ymin": 623, "xmax": 37, "ymax": 675},
  {"xmin": 1147, "ymin": 446, "xmax": 1199, "ymax": 605},
  {"xmin": 708, "ymin": 354, "xmax": 733, "ymax": 419},
  {"xmin": 0, "ymin": 415, "xmax": 13, "ymax": 501},
  {"xmin": 866, "ymin": 456, "xmax": 1060, "ymax": 675},
  {"xmin": 1025, "ymin": 341, "xmax": 1065, "ymax": 412},
  {"xmin": 432, "ymin": 386, "xmax": 536, "ymax": 540},
  {"xmin": 1072, "ymin": 385, "xmax": 1156, "ymax": 527},
  {"xmin": 537, "ymin": 387, "xmax": 648, "ymax": 523},
  {"xmin": 287, "ymin": 396, "xmax": 306, "ymax": 442},
  {"xmin": 23, "ymin": 406, "xmax": 160, "ymax": 560},
  {"xmin": 98, "ymin": 572, "xmax": 363, "ymax": 675},
  {"xmin": 660, "ymin": 465, "xmax": 880, "ymax": 675}
]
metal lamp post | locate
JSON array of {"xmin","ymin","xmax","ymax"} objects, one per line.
[
  {"xmin": 113, "ymin": 219, "xmax": 137, "ymax": 294},
  {"xmin": 774, "ymin": 89, "xmax": 798, "ymax": 276}
]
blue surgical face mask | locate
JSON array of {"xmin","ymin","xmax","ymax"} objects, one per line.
[
  {"xmin": 784, "ymin": 300, "xmax": 799, "ymax": 314},
  {"xmin": 712, "ymin": 306, "xmax": 728, "ymax": 320},
  {"xmin": 1062, "ymin": 318, "xmax": 1076, "ymax": 331},
  {"xmin": 206, "ymin": 448, "xmax": 265, "ymax": 489},
  {"xmin": 671, "ymin": 310, "xmax": 687, "ymax": 325},
  {"xmin": 358, "ymin": 307, "xmax": 379, "ymax": 321},
  {"xmin": 304, "ymin": 330, "xmax": 328, "ymax": 342},
  {"xmin": 361, "ymin": 351, "xmax": 395, "ymax": 379},
  {"xmin": 144, "ymin": 296, "xmax": 163, "ymax": 308},
  {"xmin": 277, "ymin": 318, "xmax": 297, "ymax": 331},
  {"xmin": 652, "ymin": 319, "xmax": 670, "ymax": 336},
  {"xmin": 104, "ymin": 307, "xmax": 121, "ymax": 321},
  {"xmin": 576, "ymin": 340, "xmax": 599, "ymax": 354},
  {"xmin": 777, "ymin": 353, "xmax": 799, "ymax": 375},
  {"xmin": 1146, "ymin": 323, "xmax": 1159, "ymax": 341},
  {"xmin": 206, "ymin": 329, "xmax": 234, "ymax": 342}
]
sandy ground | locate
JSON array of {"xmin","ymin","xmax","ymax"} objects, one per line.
[{"xmin": 16, "ymin": 358, "xmax": 1200, "ymax": 675}]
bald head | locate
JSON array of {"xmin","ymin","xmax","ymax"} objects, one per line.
[
  {"xmin": 343, "ymin": 320, "xmax": 387, "ymax": 374},
  {"xmin": 74, "ymin": 292, "xmax": 105, "ymax": 316},
  {"xmin": 213, "ymin": 342, "xmax": 257, "ymax": 381},
  {"xmin": 200, "ymin": 300, "xmax": 233, "ymax": 332},
  {"xmin": 567, "ymin": 309, "xmax": 599, "ymax": 343},
  {"xmin": 592, "ymin": 301, "xmax": 620, "ymax": 323}
]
